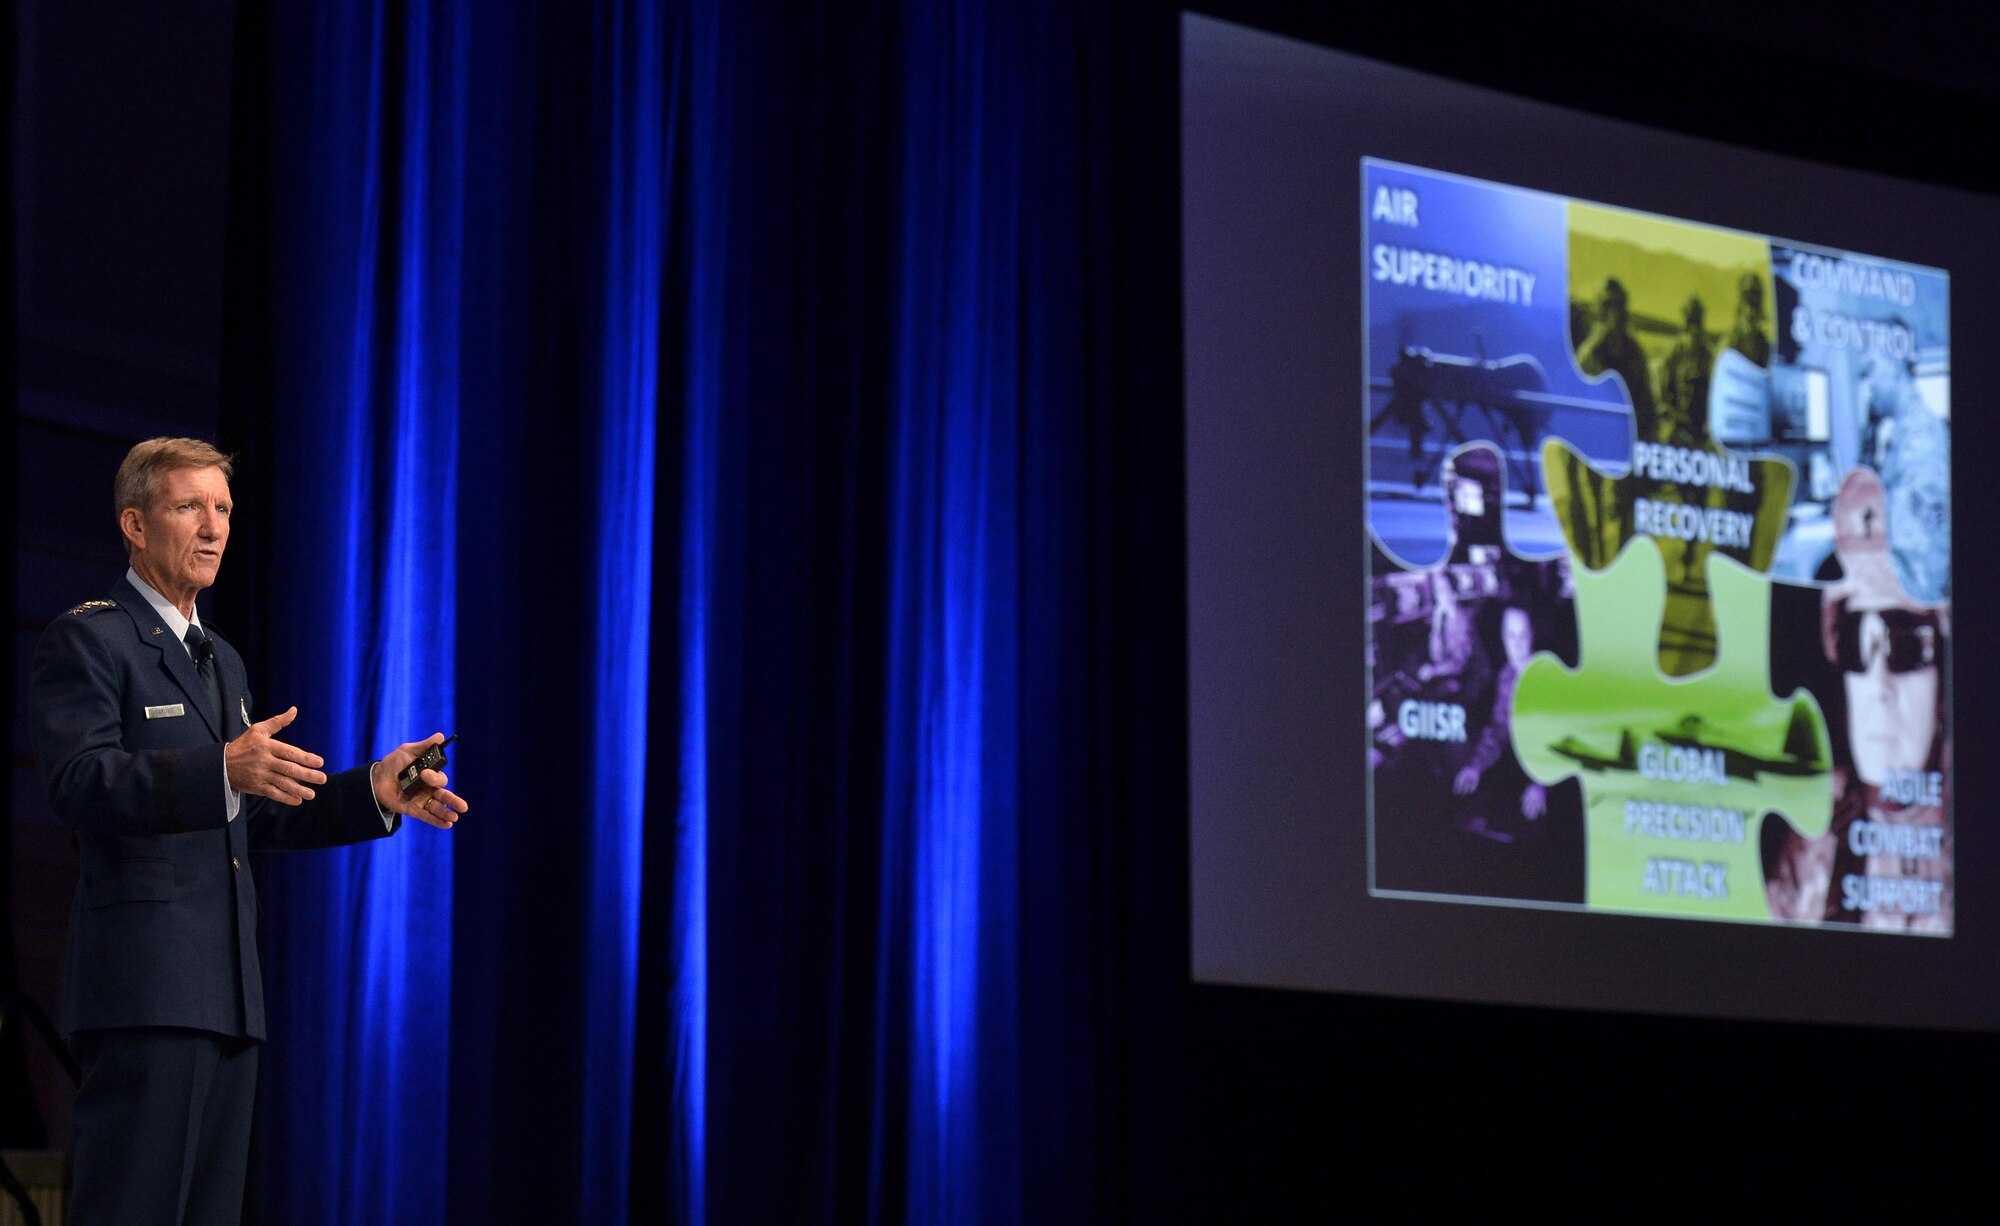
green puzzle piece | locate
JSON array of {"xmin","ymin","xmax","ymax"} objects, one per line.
[
  {"xmin": 1513, "ymin": 538, "xmax": 1832, "ymax": 921},
  {"xmin": 1541, "ymin": 437, "xmax": 1793, "ymax": 677}
]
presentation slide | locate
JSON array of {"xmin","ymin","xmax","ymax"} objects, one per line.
[
  {"xmin": 1365, "ymin": 161, "xmax": 1951, "ymax": 933},
  {"xmin": 1184, "ymin": 14, "xmax": 2000, "ymax": 1028}
]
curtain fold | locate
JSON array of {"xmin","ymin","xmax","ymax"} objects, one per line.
[
  {"xmin": 579, "ymin": 0, "xmax": 667, "ymax": 1215},
  {"xmin": 234, "ymin": 2, "xmax": 1179, "ymax": 1221},
  {"xmin": 885, "ymin": 1, "xmax": 1026, "ymax": 1217},
  {"xmin": 257, "ymin": 1, "xmax": 465, "ymax": 1221}
]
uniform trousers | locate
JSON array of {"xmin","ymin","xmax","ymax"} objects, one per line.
[{"xmin": 68, "ymin": 1027, "xmax": 259, "ymax": 1226}]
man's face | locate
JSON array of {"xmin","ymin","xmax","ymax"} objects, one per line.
[
  {"xmin": 1599, "ymin": 293, "xmax": 1627, "ymax": 331},
  {"xmin": 125, "ymin": 465, "xmax": 232, "ymax": 597},
  {"xmin": 1448, "ymin": 472, "xmax": 1486, "ymax": 520},
  {"xmin": 1500, "ymin": 607, "xmax": 1534, "ymax": 670},
  {"xmin": 1840, "ymin": 608, "xmax": 1939, "ymax": 785},
  {"xmin": 1859, "ymin": 356, "xmax": 1903, "ymax": 417}
]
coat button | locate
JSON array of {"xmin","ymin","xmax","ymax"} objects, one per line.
[{"xmin": 232, "ymin": 857, "xmax": 241, "ymax": 870}]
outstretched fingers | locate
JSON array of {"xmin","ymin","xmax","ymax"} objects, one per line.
[
  {"xmin": 406, "ymin": 785, "xmax": 466, "ymax": 828},
  {"xmin": 268, "ymin": 739, "xmax": 326, "ymax": 771}
]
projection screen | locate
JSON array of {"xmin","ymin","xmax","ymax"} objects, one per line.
[{"xmin": 1184, "ymin": 13, "xmax": 1999, "ymax": 1028}]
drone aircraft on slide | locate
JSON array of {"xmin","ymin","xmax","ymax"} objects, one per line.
[
  {"xmin": 1369, "ymin": 342, "xmax": 1618, "ymax": 509},
  {"xmin": 1547, "ymin": 700, "xmax": 1825, "ymax": 783}
]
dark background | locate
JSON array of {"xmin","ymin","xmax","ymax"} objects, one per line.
[
  {"xmin": 8, "ymin": 0, "xmax": 241, "ymax": 1160},
  {"xmin": 1186, "ymin": 18, "xmax": 2000, "ymax": 1027},
  {"xmin": 8, "ymin": 0, "xmax": 1999, "ymax": 1219}
]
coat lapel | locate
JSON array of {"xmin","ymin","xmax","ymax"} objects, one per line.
[
  {"xmin": 213, "ymin": 633, "xmax": 250, "ymax": 739},
  {"xmin": 114, "ymin": 576, "xmax": 222, "ymax": 741}
]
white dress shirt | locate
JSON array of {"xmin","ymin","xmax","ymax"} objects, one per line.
[
  {"xmin": 127, "ymin": 566, "xmax": 241, "ymax": 822},
  {"xmin": 126, "ymin": 568, "xmax": 398, "ymax": 832}
]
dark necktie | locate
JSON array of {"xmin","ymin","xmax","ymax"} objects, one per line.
[{"xmin": 184, "ymin": 624, "xmax": 223, "ymax": 729}]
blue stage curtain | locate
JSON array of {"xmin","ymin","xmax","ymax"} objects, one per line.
[
  {"xmin": 253, "ymin": 1, "xmax": 467, "ymax": 1222},
  {"xmin": 655, "ymin": 5, "xmax": 1168, "ymax": 1220},
  {"xmin": 578, "ymin": 0, "xmax": 665, "ymax": 1215},
  {"xmin": 248, "ymin": 1, "xmax": 666, "ymax": 1221},
  {"xmin": 234, "ymin": 1, "xmax": 1180, "ymax": 1221}
]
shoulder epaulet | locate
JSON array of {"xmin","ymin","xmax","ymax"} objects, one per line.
[{"xmin": 67, "ymin": 599, "xmax": 118, "ymax": 616}]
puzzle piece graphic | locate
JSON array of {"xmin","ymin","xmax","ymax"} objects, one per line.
[
  {"xmin": 1368, "ymin": 442, "xmax": 1584, "ymax": 901},
  {"xmin": 1541, "ymin": 436, "xmax": 1793, "ymax": 677},
  {"xmin": 1512, "ymin": 539, "xmax": 1831, "ymax": 920}
]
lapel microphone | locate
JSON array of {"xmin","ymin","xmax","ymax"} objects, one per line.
[{"xmin": 192, "ymin": 635, "xmax": 216, "ymax": 668}]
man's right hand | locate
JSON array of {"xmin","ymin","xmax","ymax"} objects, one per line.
[{"xmin": 225, "ymin": 706, "xmax": 329, "ymax": 805}]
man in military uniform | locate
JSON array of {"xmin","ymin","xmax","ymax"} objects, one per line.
[
  {"xmin": 1764, "ymin": 468, "xmax": 1949, "ymax": 929},
  {"xmin": 29, "ymin": 438, "xmax": 470, "ymax": 1225},
  {"xmin": 1726, "ymin": 270, "xmax": 1771, "ymax": 367},
  {"xmin": 1657, "ymin": 295, "xmax": 1714, "ymax": 451},
  {"xmin": 1575, "ymin": 277, "xmax": 1657, "ymax": 437},
  {"xmin": 1570, "ymin": 279, "xmax": 1655, "ymax": 565},
  {"xmin": 1655, "ymin": 295, "xmax": 1719, "ymax": 587},
  {"xmin": 1858, "ymin": 347, "xmax": 1951, "ymax": 602}
]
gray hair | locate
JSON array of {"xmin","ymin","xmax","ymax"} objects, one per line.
[{"xmin": 114, "ymin": 437, "xmax": 235, "ymax": 552}]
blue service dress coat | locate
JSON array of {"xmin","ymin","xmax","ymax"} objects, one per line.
[{"xmin": 30, "ymin": 575, "xmax": 399, "ymax": 1041}]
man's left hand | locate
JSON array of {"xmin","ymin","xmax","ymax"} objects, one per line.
[{"xmin": 374, "ymin": 733, "xmax": 469, "ymax": 829}]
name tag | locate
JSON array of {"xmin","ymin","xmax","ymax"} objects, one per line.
[{"xmin": 144, "ymin": 704, "xmax": 185, "ymax": 720}]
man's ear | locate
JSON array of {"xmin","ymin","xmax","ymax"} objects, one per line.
[{"xmin": 119, "ymin": 506, "xmax": 145, "ymax": 552}]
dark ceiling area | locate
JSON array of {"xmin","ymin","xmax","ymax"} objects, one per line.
[{"xmin": 1211, "ymin": 0, "xmax": 2000, "ymax": 195}]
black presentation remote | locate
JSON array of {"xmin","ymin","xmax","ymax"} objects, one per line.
[{"xmin": 398, "ymin": 734, "xmax": 457, "ymax": 799}]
